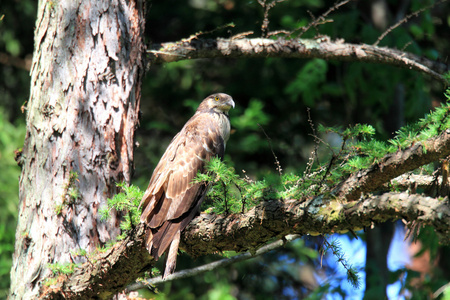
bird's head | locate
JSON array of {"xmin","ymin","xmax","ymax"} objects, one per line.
[{"xmin": 198, "ymin": 93, "xmax": 235, "ymax": 114}]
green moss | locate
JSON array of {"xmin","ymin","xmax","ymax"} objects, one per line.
[
  {"xmin": 43, "ymin": 278, "xmax": 58, "ymax": 286},
  {"xmin": 47, "ymin": 262, "xmax": 79, "ymax": 275},
  {"xmin": 323, "ymin": 200, "xmax": 344, "ymax": 221}
]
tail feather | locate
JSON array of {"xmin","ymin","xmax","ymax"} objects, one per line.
[
  {"xmin": 150, "ymin": 221, "xmax": 181, "ymax": 260},
  {"xmin": 157, "ymin": 222, "xmax": 181, "ymax": 258},
  {"xmin": 145, "ymin": 229, "xmax": 154, "ymax": 252},
  {"xmin": 144, "ymin": 185, "xmax": 208, "ymax": 274},
  {"xmin": 163, "ymin": 230, "xmax": 181, "ymax": 279}
]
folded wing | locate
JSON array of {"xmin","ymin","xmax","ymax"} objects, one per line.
[{"xmin": 139, "ymin": 113, "xmax": 225, "ymax": 277}]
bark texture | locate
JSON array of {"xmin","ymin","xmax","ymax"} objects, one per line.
[
  {"xmin": 148, "ymin": 37, "xmax": 449, "ymax": 84},
  {"xmin": 9, "ymin": 0, "xmax": 145, "ymax": 298},
  {"xmin": 42, "ymin": 191, "xmax": 450, "ymax": 298}
]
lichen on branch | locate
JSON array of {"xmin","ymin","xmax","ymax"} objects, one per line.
[{"xmin": 147, "ymin": 37, "xmax": 449, "ymax": 84}]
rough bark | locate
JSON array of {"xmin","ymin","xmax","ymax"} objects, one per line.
[
  {"xmin": 9, "ymin": 0, "xmax": 145, "ymax": 298},
  {"xmin": 41, "ymin": 223, "xmax": 152, "ymax": 299},
  {"xmin": 148, "ymin": 37, "xmax": 449, "ymax": 84},
  {"xmin": 183, "ymin": 192, "xmax": 450, "ymax": 256}
]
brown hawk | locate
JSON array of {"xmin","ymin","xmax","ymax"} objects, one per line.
[{"xmin": 139, "ymin": 93, "xmax": 235, "ymax": 278}]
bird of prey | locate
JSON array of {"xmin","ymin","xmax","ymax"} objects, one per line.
[{"xmin": 140, "ymin": 93, "xmax": 235, "ymax": 278}]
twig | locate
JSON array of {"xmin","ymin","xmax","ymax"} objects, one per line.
[
  {"xmin": 373, "ymin": 0, "xmax": 449, "ymax": 46},
  {"xmin": 323, "ymin": 238, "xmax": 360, "ymax": 288},
  {"xmin": 295, "ymin": 0, "xmax": 353, "ymax": 38},
  {"xmin": 258, "ymin": 123, "xmax": 283, "ymax": 177},
  {"xmin": 400, "ymin": 40, "xmax": 413, "ymax": 52},
  {"xmin": 315, "ymin": 155, "xmax": 336, "ymax": 196},
  {"xmin": 315, "ymin": 135, "xmax": 348, "ymax": 195},
  {"xmin": 433, "ymin": 282, "xmax": 450, "ymax": 299},
  {"xmin": 267, "ymin": 30, "xmax": 291, "ymax": 37},
  {"xmin": 404, "ymin": 220, "xmax": 422, "ymax": 243},
  {"xmin": 258, "ymin": 0, "xmax": 285, "ymax": 37},
  {"xmin": 222, "ymin": 181, "xmax": 229, "ymax": 215},
  {"xmin": 306, "ymin": 108, "xmax": 320, "ymax": 172},
  {"xmin": 184, "ymin": 23, "xmax": 236, "ymax": 42},
  {"xmin": 231, "ymin": 31, "xmax": 254, "ymax": 40},
  {"xmin": 126, "ymin": 234, "xmax": 300, "ymax": 292},
  {"xmin": 305, "ymin": 10, "xmax": 333, "ymax": 37}
]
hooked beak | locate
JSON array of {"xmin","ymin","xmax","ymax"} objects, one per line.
[{"xmin": 228, "ymin": 98, "xmax": 235, "ymax": 109}]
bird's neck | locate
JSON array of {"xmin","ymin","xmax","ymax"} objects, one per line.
[{"xmin": 210, "ymin": 110, "xmax": 231, "ymax": 143}]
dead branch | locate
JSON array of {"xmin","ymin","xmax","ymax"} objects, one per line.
[
  {"xmin": 147, "ymin": 38, "xmax": 449, "ymax": 84},
  {"xmin": 258, "ymin": 0, "xmax": 285, "ymax": 37},
  {"xmin": 295, "ymin": 0, "xmax": 353, "ymax": 38}
]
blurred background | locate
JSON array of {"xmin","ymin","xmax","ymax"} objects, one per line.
[{"xmin": 1, "ymin": 0, "xmax": 450, "ymax": 298}]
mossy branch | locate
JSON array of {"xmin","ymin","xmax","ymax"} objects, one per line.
[{"xmin": 40, "ymin": 188, "xmax": 450, "ymax": 298}]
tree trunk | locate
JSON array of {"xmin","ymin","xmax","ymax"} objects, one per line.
[{"xmin": 9, "ymin": 0, "xmax": 145, "ymax": 298}]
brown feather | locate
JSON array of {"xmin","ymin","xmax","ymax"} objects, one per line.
[
  {"xmin": 150, "ymin": 185, "xmax": 208, "ymax": 259},
  {"xmin": 140, "ymin": 93, "xmax": 234, "ymax": 277},
  {"xmin": 148, "ymin": 197, "xmax": 172, "ymax": 228},
  {"xmin": 157, "ymin": 223, "xmax": 180, "ymax": 258},
  {"xmin": 163, "ymin": 230, "xmax": 181, "ymax": 279}
]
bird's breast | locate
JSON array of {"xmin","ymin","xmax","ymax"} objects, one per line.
[{"xmin": 214, "ymin": 113, "xmax": 231, "ymax": 143}]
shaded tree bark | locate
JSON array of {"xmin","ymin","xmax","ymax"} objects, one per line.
[{"xmin": 9, "ymin": 0, "xmax": 145, "ymax": 298}]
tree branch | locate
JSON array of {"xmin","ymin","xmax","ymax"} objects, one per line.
[
  {"xmin": 373, "ymin": 0, "xmax": 449, "ymax": 46},
  {"xmin": 181, "ymin": 192, "xmax": 450, "ymax": 258},
  {"xmin": 334, "ymin": 129, "xmax": 450, "ymax": 200},
  {"xmin": 147, "ymin": 37, "xmax": 449, "ymax": 84},
  {"xmin": 391, "ymin": 173, "xmax": 435, "ymax": 190},
  {"xmin": 295, "ymin": 0, "xmax": 353, "ymax": 38},
  {"xmin": 41, "ymin": 224, "xmax": 153, "ymax": 299},
  {"xmin": 44, "ymin": 190, "xmax": 450, "ymax": 299},
  {"xmin": 42, "ymin": 130, "xmax": 450, "ymax": 298},
  {"xmin": 126, "ymin": 234, "xmax": 300, "ymax": 292}
]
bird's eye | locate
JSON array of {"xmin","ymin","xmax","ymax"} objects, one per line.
[{"xmin": 214, "ymin": 96, "xmax": 219, "ymax": 101}]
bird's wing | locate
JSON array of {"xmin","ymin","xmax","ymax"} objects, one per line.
[{"xmin": 139, "ymin": 113, "xmax": 225, "ymax": 258}]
